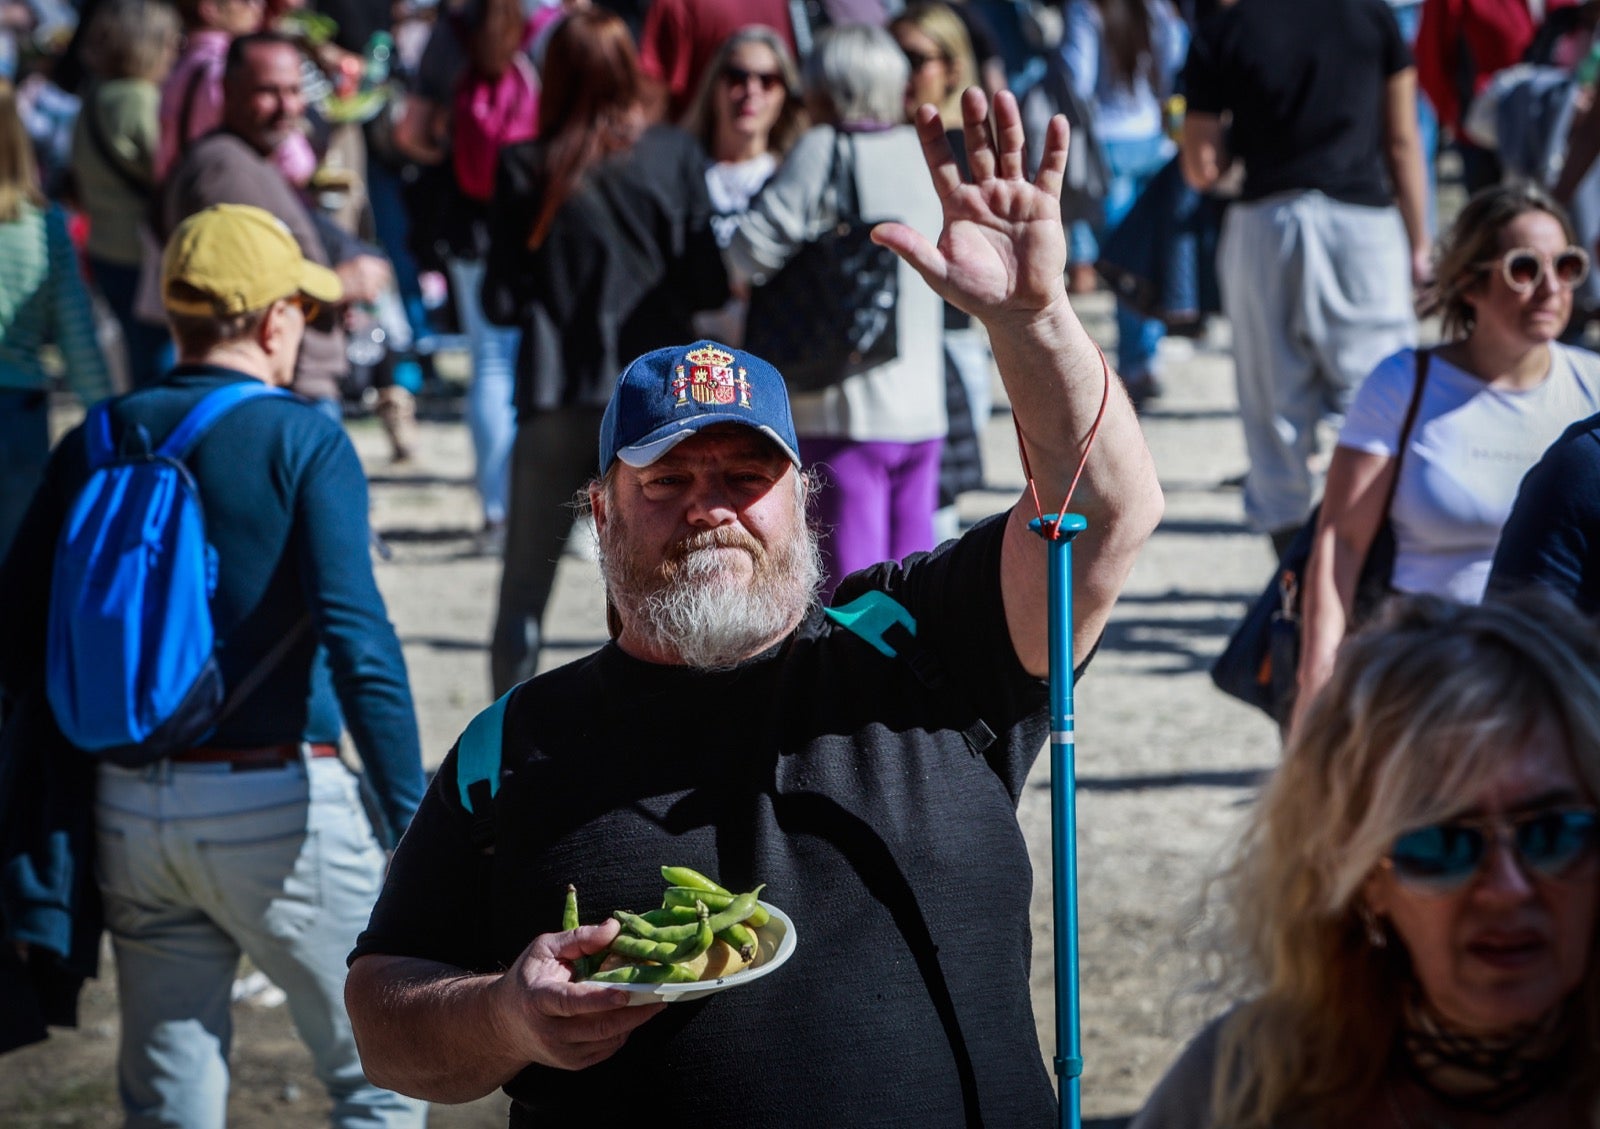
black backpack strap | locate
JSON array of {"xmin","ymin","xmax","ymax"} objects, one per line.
[{"xmin": 825, "ymin": 591, "xmax": 997, "ymax": 756}]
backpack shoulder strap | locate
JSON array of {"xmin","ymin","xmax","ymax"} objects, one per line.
[
  {"xmin": 84, "ymin": 403, "xmax": 117, "ymax": 469},
  {"xmin": 824, "ymin": 589, "xmax": 915, "ymax": 658},
  {"xmin": 158, "ymin": 383, "xmax": 292, "ymax": 460},
  {"xmin": 457, "ymin": 688, "xmax": 514, "ymax": 850},
  {"xmin": 825, "ymin": 590, "xmax": 997, "ymax": 756}
]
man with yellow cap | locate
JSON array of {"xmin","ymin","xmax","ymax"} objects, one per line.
[{"xmin": 0, "ymin": 204, "xmax": 427, "ymax": 1128}]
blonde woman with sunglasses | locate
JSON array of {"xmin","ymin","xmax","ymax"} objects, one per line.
[
  {"xmin": 1134, "ymin": 591, "xmax": 1600, "ymax": 1129},
  {"xmin": 1293, "ymin": 184, "xmax": 1600, "ymax": 736}
]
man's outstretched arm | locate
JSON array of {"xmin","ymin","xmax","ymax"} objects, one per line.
[{"xmin": 873, "ymin": 90, "xmax": 1163, "ymax": 677}]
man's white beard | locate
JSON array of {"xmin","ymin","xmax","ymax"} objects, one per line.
[{"xmin": 599, "ymin": 506, "xmax": 823, "ymax": 671}]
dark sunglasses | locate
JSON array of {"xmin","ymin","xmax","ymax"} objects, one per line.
[
  {"xmin": 720, "ymin": 66, "xmax": 783, "ymax": 92},
  {"xmin": 1387, "ymin": 808, "xmax": 1599, "ymax": 894},
  {"xmin": 902, "ymin": 49, "xmax": 947, "ymax": 71},
  {"xmin": 289, "ymin": 293, "xmax": 322, "ymax": 322},
  {"xmin": 1474, "ymin": 245, "xmax": 1590, "ymax": 293}
]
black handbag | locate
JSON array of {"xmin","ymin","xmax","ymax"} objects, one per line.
[
  {"xmin": 1210, "ymin": 351, "xmax": 1431, "ymax": 725},
  {"xmin": 743, "ymin": 132, "xmax": 900, "ymax": 393}
]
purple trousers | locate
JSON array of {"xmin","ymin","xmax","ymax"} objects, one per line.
[{"xmin": 801, "ymin": 435, "xmax": 943, "ymax": 600}]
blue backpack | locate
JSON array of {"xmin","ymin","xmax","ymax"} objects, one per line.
[{"xmin": 46, "ymin": 382, "xmax": 297, "ymax": 765}]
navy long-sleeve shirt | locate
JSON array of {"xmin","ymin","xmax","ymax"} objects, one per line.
[{"xmin": 0, "ymin": 365, "xmax": 424, "ymax": 843}]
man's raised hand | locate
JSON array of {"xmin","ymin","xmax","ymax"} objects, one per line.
[{"xmin": 871, "ymin": 88, "xmax": 1070, "ymax": 326}]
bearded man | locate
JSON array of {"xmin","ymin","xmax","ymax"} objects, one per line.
[{"xmin": 343, "ymin": 88, "xmax": 1164, "ymax": 1127}]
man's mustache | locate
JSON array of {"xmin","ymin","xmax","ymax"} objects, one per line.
[{"xmin": 667, "ymin": 527, "xmax": 762, "ymax": 563}]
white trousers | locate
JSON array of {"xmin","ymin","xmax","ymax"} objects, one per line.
[{"xmin": 1218, "ymin": 190, "xmax": 1416, "ymax": 532}]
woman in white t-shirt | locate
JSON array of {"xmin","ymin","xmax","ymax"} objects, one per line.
[
  {"xmin": 1296, "ymin": 184, "xmax": 1600, "ymax": 732},
  {"xmin": 681, "ymin": 25, "xmax": 806, "ymax": 346}
]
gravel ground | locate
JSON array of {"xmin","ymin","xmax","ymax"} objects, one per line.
[{"xmin": 1, "ymin": 290, "xmax": 1285, "ymax": 1127}]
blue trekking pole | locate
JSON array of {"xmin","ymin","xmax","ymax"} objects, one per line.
[{"xmin": 1030, "ymin": 511, "xmax": 1086, "ymax": 1129}]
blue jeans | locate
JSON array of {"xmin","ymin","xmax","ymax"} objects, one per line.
[
  {"xmin": 0, "ymin": 387, "xmax": 49, "ymax": 561},
  {"xmin": 366, "ymin": 161, "xmax": 430, "ymax": 344},
  {"xmin": 1391, "ymin": 0, "xmax": 1438, "ymax": 235},
  {"xmin": 446, "ymin": 257, "xmax": 520, "ymax": 525},
  {"xmin": 1074, "ymin": 135, "xmax": 1173, "ymax": 379},
  {"xmin": 96, "ymin": 754, "xmax": 426, "ymax": 1129},
  {"xmin": 89, "ymin": 256, "xmax": 173, "ymax": 389}
]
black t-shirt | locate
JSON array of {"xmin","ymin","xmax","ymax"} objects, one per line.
[
  {"xmin": 1182, "ymin": 0, "xmax": 1412, "ymax": 206},
  {"xmin": 352, "ymin": 516, "xmax": 1060, "ymax": 1127}
]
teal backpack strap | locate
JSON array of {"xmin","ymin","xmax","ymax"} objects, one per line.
[
  {"xmin": 823, "ymin": 589, "xmax": 915, "ymax": 657},
  {"xmin": 456, "ymin": 688, "xmax": 514, "ymax": 851},
  {"xmin": 826, "ymin": 591, "xmax": 996, "ymax": 756}
]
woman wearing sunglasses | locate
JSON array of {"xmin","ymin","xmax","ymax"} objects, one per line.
[
  {"xmin": 1294, "ymin": 184, "xmax": 1600, "ymax": 735},
  {"xmin": 682, "ymin": 25, "xmax": 806, "ymax": 346},
  {"xmin": 1133, "ymin": 592, "xmax": 1600, "ymax": 1129}
]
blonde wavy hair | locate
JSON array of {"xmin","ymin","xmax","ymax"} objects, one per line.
[{"xmin": 1206, "ymin": 592, "xmax": 1600, "ymax": 1127}]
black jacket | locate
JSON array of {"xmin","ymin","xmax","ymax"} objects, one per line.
[{"xmin": 483, "ymin": 124, "xmax": 729, "ymax": 415}]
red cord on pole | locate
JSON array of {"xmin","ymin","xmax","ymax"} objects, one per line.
[{"xmin": 1013, "ymin": 345, "xmax": 1113, "ymax": 539}]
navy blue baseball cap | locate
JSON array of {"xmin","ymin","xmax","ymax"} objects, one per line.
[{"xmin": 598, "ymin": 340, "xmax": 801, "ymax": 474}]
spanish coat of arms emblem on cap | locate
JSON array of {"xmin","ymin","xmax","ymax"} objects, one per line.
[{"xmin": 671, "ymin": 344, "xmax": 753, "ymax": 410}]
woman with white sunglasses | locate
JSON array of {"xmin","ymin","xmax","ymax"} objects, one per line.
[
  {"xmin": 1293, "ymin": 184, "xmax": 1600, "ymax": 735},
  {"xmin": 1134, "ymin": 592, "xmax": 1600, "ymax": 1129}
]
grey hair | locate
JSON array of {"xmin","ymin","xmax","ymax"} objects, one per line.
[{"xmin": 803, "ymin": 23, "xmax": 911, "ymax": 127}]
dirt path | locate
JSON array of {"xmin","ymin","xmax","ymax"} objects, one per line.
[{"xmin": 1, "ymin": 291, "xmax": 1283, "ymax": 1127}]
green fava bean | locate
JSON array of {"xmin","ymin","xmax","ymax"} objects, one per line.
[
  {"xmin": 715, "ymin": 922, "xmax": 757, "ymax": 962},
  {"xmin": 608, "ymin": 901, "xmax": 713, "ymax": 964},
  {"xmin": 562, "ymin": 884, "xmax": 579, "ymax": 932},
  {"xmin": 613, "ymin": 909, "xmax": 701, "ymax": 943},
  {"xmin": 705, "ymin": 885, "xmax": 765, "ymax": 933},
  {"xmin": 664, "ymin": 885, "xmax": 770, "ymax": 928},
  {"xmin": 588, "ymin": 962, "xmax": 699, "ymax": 984},
  {"xmin": 660, "ymin": 866, "xmax": 730, "ymax": 895},
  {"xmin": 637, "ymin": 906, "xmax": 698, "ymax": 927}
]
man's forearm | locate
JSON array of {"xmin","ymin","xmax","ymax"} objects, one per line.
[
  {"xmin": 992, "ymin": 298, "xmax": 1161, "ymax": 536},
  {"xmin": 990, "ymin": 298, "xmax": 1164, "ymax": 668},
  {"xmin": 346, "ymin": 955, "xmax": 530, "ymax": 1103}
]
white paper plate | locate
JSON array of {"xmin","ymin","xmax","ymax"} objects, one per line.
[{"xmin": 608, "ymin": 902, "xmax": 797, "ymax": 1005}]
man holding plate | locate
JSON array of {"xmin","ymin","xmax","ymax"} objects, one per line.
[{"xmin": 344, "ymin": 87, "xmax": 1163, "ymax": 1126}]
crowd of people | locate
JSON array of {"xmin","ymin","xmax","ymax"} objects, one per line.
[{"xmin": 1, "ymin": 0, "xmax": 1599, "ymax": 1126}]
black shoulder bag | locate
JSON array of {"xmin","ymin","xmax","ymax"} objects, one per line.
[
  {"xmin": 1210, "ymin": 350, "xmax": 1432, "ymax": 725},
  {"xmin": 743, "ymin": 131, "xmax": 900, "ymax": 393}
]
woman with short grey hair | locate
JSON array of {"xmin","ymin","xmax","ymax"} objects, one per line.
[{"xmin": 729, "ymin": 23, "xmax": 947, "ymax": 599}]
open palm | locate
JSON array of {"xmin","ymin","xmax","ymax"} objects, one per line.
[{"xmin": 873, "ymin": 88, "xmax": 1070, "ymax": 325}]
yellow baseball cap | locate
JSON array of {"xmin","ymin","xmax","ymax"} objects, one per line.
[{"xmin": 161, "ymin": 204, "xmax": 344, "ymax": 317}]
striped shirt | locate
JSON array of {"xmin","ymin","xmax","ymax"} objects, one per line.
[{"xmin": 0, "ymin": 202, "xmax": 114, "ymax": 402}]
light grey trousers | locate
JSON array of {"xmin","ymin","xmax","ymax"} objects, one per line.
[{"xmin": 1218, "ymin": 190, "xmax": 1416, "ymax": 532}]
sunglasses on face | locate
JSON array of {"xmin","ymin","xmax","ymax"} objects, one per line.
[
  {"xmin": 1386, "ymin": 808, "xmax": 1599, "ymax": 894},
  {"xmin": 720, "ymin": 66, "xmax": 783, "ymax": 93},
  {"xmin": 903, "ymin": 48, "xmax": 948, "ymax": 71},
  {"xmin": 1475, "ymin": 246, "xmax": 1591, "ymax": 292},
  {"xmin": 289, "ymin": 293, "xmax": 322, "ymax": 323}
]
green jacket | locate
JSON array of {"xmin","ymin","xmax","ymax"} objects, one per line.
[{"xmin": 69, "ymin": 78, "xmax": 159, "ymax": 267}]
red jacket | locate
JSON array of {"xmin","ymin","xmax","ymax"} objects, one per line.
[{"xmin": 1415, "ymin": 0, "xmax": 1573, "ymax": 132}]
